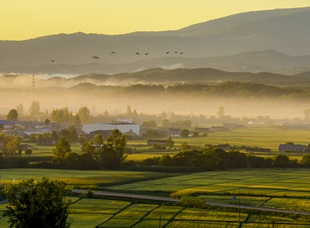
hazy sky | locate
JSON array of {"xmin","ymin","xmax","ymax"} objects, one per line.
[{"xmin": 1, "ymin": 0, "xmax": 309, "ymax": 40}]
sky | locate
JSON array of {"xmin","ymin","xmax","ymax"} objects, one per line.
[{"xmin": 1, "ymin": 0, "xmax": 309, "ymax": 41}]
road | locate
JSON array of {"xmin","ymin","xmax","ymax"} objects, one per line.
[{"xmin": 72, "ymin": 189, "xmax": 310, "ymax": 215}]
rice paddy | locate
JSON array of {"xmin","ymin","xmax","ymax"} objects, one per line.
[{"xmin": 1, "ymin": 168, "xmax": 310, "ymax": 227}]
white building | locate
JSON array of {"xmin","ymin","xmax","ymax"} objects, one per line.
[{"xmin": 82, "ymin": 123, "xmax": 140, "ymax": 135}]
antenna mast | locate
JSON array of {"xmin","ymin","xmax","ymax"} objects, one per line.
[{"xmin": 32, "ymin": 74, "xmax": 36, "ymax": 101}]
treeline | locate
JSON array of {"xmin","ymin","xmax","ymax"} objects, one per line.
[
  {"xmin": 140, "ymin": 148, "xmax": 310, "ymax": 170},
  {"xmin": 72, "ymin": 82, "xmax": 310, "ymax": 101},
  {"xmin": 2, "ymin": 130, "xmax": 310, "ymax": 172},
  {"xmin": 0, "ymin": 130, "xmax": 127, "ymax": 170}
]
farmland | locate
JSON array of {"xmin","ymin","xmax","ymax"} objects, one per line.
[
  {"xmin": 2, "ymin": 126, "xmax": 310, "ymax": 227},
  {"xmin": 1, "ymin": 168, "xmax": 310, "ymax": 227}
]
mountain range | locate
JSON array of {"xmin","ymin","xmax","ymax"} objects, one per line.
[{"xmin": 1, "ymin": 7, "xmax": 310, "ymax": 76}]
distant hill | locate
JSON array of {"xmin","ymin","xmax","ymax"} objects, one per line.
[
  {"xmin": 0, "ymin": 7, "xmax": 310, "ymax": 75},
  {"xmin": 2, "ymin": 67, "xmax": 310, "ymax": 89}
]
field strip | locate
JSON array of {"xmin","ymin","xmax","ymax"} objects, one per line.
[{"xmin": 72, "ymin": 189, "xmax": 310, "ymax": 216}]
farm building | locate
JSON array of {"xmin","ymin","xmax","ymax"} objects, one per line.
[
  {"xmin": 82, "ymin": 123, "xmax": 140, "ymax": 135},
  {"xmin": 278, "ymin": 144, "xmax": 308, "ymax": 152}
]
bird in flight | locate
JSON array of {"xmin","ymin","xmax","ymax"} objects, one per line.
[{"xmin": 92, "ymin": 56, "xmax": 99, "ymax": 59}]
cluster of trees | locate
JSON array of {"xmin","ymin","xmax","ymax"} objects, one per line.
[
  {"xmin": 52, "ymin": 129, "xmax": 127, "ymax": 170},
  {"xmin": 5, "ymin": 103, "xmax": 91, "ymax": 124},
  {"xmin": 140, "ymin": 148, "xmax": 309, "ymax": 170},
  {"xmin": 0, "ymin": 129, "xmax": 127, "ymax": 170}
]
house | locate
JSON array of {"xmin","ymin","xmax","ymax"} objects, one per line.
[{"xmin": 278, "ymin": 144, "xmax": 307, "ymax": 152}]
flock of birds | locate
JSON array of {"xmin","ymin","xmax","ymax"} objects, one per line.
[{"xmin": 50, "ymin": 51, "xmax": 184, "ymax": 63}]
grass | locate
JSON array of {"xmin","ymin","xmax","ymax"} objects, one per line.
[
  {"xmin": 106, "ymin": 169, "xmax": 310, "ymax": 212},
  {"xmin": 0, "ymin": 168, "xmax": 175, "ymax": 188},
  {"xmin": 69, "ymin": 198, "xmax": 131, "ymax": 214},
  {"xmin": 175, "ymin": 208, "xmax": 248, "ymax": 222},
  {"xmin": 69, "ymin": 214, "xmax": 112, "ymax": 228},
  {"xmin": 1, "ymin": 168, "xmax": 310, "ymax": 227}
]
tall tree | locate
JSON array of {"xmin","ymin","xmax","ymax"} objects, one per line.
[
  {"xmin": 6, "ymin": 109, "xmax": 18, "ymax": 121},
  {"xmin": 3, "ymin": 177, "xmax": 71, "ymax": 228},
  {"xmin": 77, "ymin": 106, "xmax": 90, "ymax": 124},
  {"xmin": 16, "ymin": 103, "xmax": 24, "ymax": 118},
  {"xmin": 0, "ymin": 133, "xmax": 22, "ymax": 160},
  {"xmin": 217, "ymin": 106, "xmax": 225, "ymax": 119},
  {"xmin": 53, "ymin": 138, "xmax": 71, "ymax": 162},
  {"xmin": 106, "ymin": 129, "xmax": 127, "ymax": 169},
  {"xmin": 88, "ymin": 134, "xmax": 105, "ymax": 168},
  {"xmin": 29, "ymin": 100, "xmax": 40, "ymax": 120}
]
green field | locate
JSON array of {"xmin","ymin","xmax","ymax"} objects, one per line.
[
  {"xmin": 2, "ymin": 197, "xmax": 309, "ymax": 227},
  {"xmin": 1, "ymin": 168, "xmax": 310, "ymax": 227},
  {"xmin": 0, "ymin": 168, "xmax": 175, "ymax": 188}
]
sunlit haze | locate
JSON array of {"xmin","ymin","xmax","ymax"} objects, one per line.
[{"xmin": 1, "ymin": 0, "xmax": 309, "ymax": 40}]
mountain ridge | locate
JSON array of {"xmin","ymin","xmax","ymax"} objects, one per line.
[{"xmin": 1, "ymin": 7, "xmax": 310, "ymax": 75}]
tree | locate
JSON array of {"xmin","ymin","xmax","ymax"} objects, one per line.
[
  {"xmin": 88, "ymin": 134, "xmax": 105, "ymax": 169},
  {"xmin": 16, "ymin": 103, "xmax": 24, "ymax": 118},
  {"xmin": 180, "ymin": 129, "xmax": 190, "ymax": 138},
  {"xmin": 272, "ymin": 154, "xmax": 290, "ymax": 168},
  {"xmin": 106, "ymin": 129, "xmax": 127, "ymax": 169},
  {"xmin": 217, "ymin": 106, "xmax": 225, "ymax": 119},
  {"xmin": 166, "ymin": 137, "xmax": 174, "ymax": 150},
  {"xmin": 7, "ymin": 109, "xmax": 18, "ymax": 121},
  {"xmin": 53, "ymin": 138, "xmax": 72, "ymax": 162},
  {"xmin": 24, "ymin": 149, "xmax": 32, "ymax": 156},
  {"xmin": 300, "ymin": 154, "xmax": 310, "ymax": 167},
  {"xmin": 77, "ymin": 106, "xmax": 90, "ymax": 124},
  {"xmin": 0, "ymin": 133, "xmax": 22, "ymax": 160},
  {"xmin": 50, "ymin": 107, "xmax": 72, "ymax": 123},
  {"xmin": 3, "ymin": 177, "xmax": 71, "ymax": 228},
  {"xmin": 29, "ymin": 100, "xmax": 40, "ymax": 120}
]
